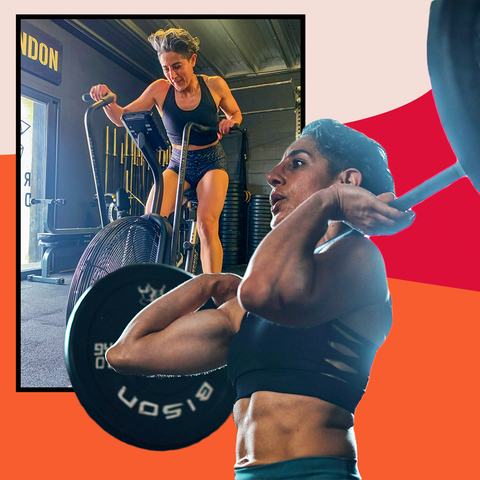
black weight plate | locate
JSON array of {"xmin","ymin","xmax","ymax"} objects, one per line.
[
  {"xmin": 223, "ymin": 259, "xmax": 245, "ymax": 265},
  {"xmin": 221, "ymin": 218, "xmax": 246, "ymax": 225},
  {"xmin": 222, "ymin": 244, "xmax": 244, "ymax": 250},
  {"xmin": 221, "ymin": 214, "xmax": 246, "ymax": 220},
  {"xmin": 248, "ymin": 238, "xmax": 268, "ymax": 244},
  {"xmin": 223, "ymin": 256, "xmax": 245, "ymax": 261},
  {"xmin": 223, "ymin": 202, "xmax": 245, "ymax": 208},
  {"xmin": 248, "ymin": 224, "xmax": 272, "ymax": 231},
  {"xmin": 225, "ymin": 196, "xmax": 244, "ymax": 201},
  {"xmin": 222, "ymin": 242, "xmax": 245, "ymax": 248},
  {"xmin": 221, "ymin": 217, "xmax": 246, "ymax": 223},
  {"xmin": 220, "ymin": 224, "xmax": 246, "ymax": 231},
  {"xmin": 248, "ymin": 210, "xmax": 272, "ymax": 215},
  {"xmin": 220, "ymin": 233, "xmax": 246, "ymax": 239},
  {"xmin": 222, "ymin": 204, "xmax": 247, "ymax": 209},
  {"xmin": 221, "ymin": 210, "xmax": 246, "ymax": 215},
  {"xmin": 221, "ymin": 235, "xmax": 246, "ymax": 242},
  {"xmin": 221, "ymin": 224, "xmax": 246, "ymax": 230},
  {"xmin": 249, "ymin": 223, "xmax": 272, "ymax": 230},
  {"xmin": 225, "ymin": 193, "xmax": 247, "ymax": 199},
  {"xmin": 222, "ymin": 207, "xmax": 247, "ymax": 214},
  {"xmin": 248, "ymin": 203, "xmax": 271, "ymax": 209},
  {"xmin": 248, "ymin": 236, "xmax": 269, "ymax": 242},
  {"xmin": 248, "ymin": 222, "xmax": 272, "ymax": 228},
  {"xmin": 65, "ymin": 263, "xmax": 235, "ymax": 451},
  {"xmin": 224, "ymin": 203, "xmax": 246, "ymax": 208},
  {"xmin": 219, "ymin": 228, "xmax": 247, "ymax": 238},
  {"xmin": 221, "ymin": 236, "xmax": 245, "ymax": 242},
  {"xmin": 222, "ymin": 213, "xmax": 247, "ymax": 218}
]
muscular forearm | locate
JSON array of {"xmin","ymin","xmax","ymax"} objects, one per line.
[
  {"xmin": 103, "ymin": 102, "xmax": 125, "ymax": 127},
  {"xmin": 239, "ymin": 189, "xmax": 336, "ymax": 311},
  {"xmin": 230, "ymin": 110, "xmax": 243, "ymax": 126},
  {"xmin": 112, "ymin": 274, "xmax": 218, "ymax": 346}
]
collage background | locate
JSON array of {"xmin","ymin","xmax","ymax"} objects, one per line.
[{"xmin": 9, "ymin": 1, "xmax": 480, "ymax": 478}]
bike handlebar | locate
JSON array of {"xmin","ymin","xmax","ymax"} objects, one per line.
[{"xmin": 82, "ymin": 92, "xmax": 116, "ymax": 108}]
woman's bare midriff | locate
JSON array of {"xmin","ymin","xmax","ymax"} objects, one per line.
[
  {"xmin": 171, "ymin": 139, "xmax": 219, "ymax": 151},
  {"xmin": 233, "ymin": 391, "xmax": 357, "ymax": 469}
]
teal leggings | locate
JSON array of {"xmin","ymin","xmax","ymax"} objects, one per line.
[{"xmin": 234, "ymin": 456, "xmax": 361, "ymax": 480}]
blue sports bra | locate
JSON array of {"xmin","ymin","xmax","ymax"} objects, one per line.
[
  {"xmin": 162, "ymin": 75, "xmax": 219, "ymax": 146},
  {"xmin": 227, "ymin": 313, "xmax": 379, "ymax": 413}
]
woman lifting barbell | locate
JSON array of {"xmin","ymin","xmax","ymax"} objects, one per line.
[
  {"xmin": 105, "ymin": 119, "xmax": 415, "ymax": 479},
  {"xmin": 90, "ymin": 28, "xmax": 243, "ymax": 273}
]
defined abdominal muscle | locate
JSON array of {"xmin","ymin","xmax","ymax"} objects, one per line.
[{"xmin": 233, "ymin": 391, "xmax": 357, "ymax": 468}]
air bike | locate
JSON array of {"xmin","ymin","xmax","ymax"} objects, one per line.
[
  {"xmin": 65, "ymin": 93, "xmax": 240, "ymax": 450},
  {"xmin": 65, "ymin": 0, "xmax": 480, "ymax": 452},
  {"xmin": 66, "ymin": 94, "xmax": 216, "ymax": 319}
]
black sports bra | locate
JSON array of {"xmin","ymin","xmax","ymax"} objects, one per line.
[
  {"xmin": 162, "ymin": 75, "xmax": 219, "ymax": 146},
  {"xmin": 227, "ymin": 312, "xmax": 379, "ymax": 413}
]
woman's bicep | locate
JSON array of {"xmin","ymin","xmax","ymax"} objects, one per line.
[
  {"xmin": 107, "ymin": 308, "xmax": 233, "ymax": 376},
  {"xmin": 240, "ymin": 238, "xmax": 389, "ymax": 327},
  {"xmin": 213, "ymin": 77, "xmax": 241, "ymax": 119}
]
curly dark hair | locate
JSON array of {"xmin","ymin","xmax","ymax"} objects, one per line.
[
  {"xmin": 300, "ymin": 119, "xmax": 395, "ymax": 195},
  {"xmin": 148, "ymin": 28, "xmax": 200, "ymax": 60}
]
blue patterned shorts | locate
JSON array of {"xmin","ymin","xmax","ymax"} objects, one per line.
[{"xmin": 166, "ymin": 142, "xmax": 228, "ymax": 188}]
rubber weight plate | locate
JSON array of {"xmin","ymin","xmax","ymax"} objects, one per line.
[{"xmin": 65, "ymin": 263, "xmax": 235, "ymax": 451}]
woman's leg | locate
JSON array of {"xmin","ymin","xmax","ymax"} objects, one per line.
[
  {"xmin": 196, "ymin": 169, "xmax": 229, "ymax": 273},
  {"xmin": 145, "ymin": 169, "xmax": 190, "ymax": 216}
]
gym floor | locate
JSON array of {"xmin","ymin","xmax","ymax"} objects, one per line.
[{"xmin": 19, "ymin": 263, "xmax": 248, "ymax": 389}]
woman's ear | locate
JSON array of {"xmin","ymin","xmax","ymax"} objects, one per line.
[
  {"xmin": 190, "ymin": 53, "xmax": 197, "ymax": 67},
  {"xmin": 339, "ymin": 168, "xmax": 362, "ymax": 186}
]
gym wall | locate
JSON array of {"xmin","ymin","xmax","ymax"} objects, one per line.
[
  {"xmin": 222, "ymin": 71, "xmax": 302, "ymax": 196},
  {"xmin": 20, "ymin": 19, "xmax": 150, "ymax": 230}
]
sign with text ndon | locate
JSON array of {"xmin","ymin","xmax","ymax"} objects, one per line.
[{"xmin": 20, "ymin": 21, "xmax": 62, "ymax": 85}]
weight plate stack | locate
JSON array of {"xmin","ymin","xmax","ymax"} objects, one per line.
[
  {"xmin": 220, "ymin": 180, "xmax": 249, "ymax": 266},
  {"xmin": 65, "ymin": 263, "xmax": 236, "ymax": 451},
  {"xmin": 247, "ymin": 194, "xmax": 272, "ymax": 260}
]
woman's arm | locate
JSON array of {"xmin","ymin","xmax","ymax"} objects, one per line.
[
  {"xmin": 207, "ymin": 76, "xmax": 243, "ymax": 134},
  {"xmin": 106, "ymin": 273, "xmax": 244, "ymax": 376},
  {"xmin": 90, "ymin": 80, "xmax": 168, "ymax": 127},
  {"xmin": 238, "ymin": 185, "xmax": 415, "ymax": 326}
]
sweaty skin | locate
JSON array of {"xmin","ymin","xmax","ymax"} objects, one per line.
[{"xmin": 106, "ymin": 135, "xmax": 414, "ymax": 468}]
